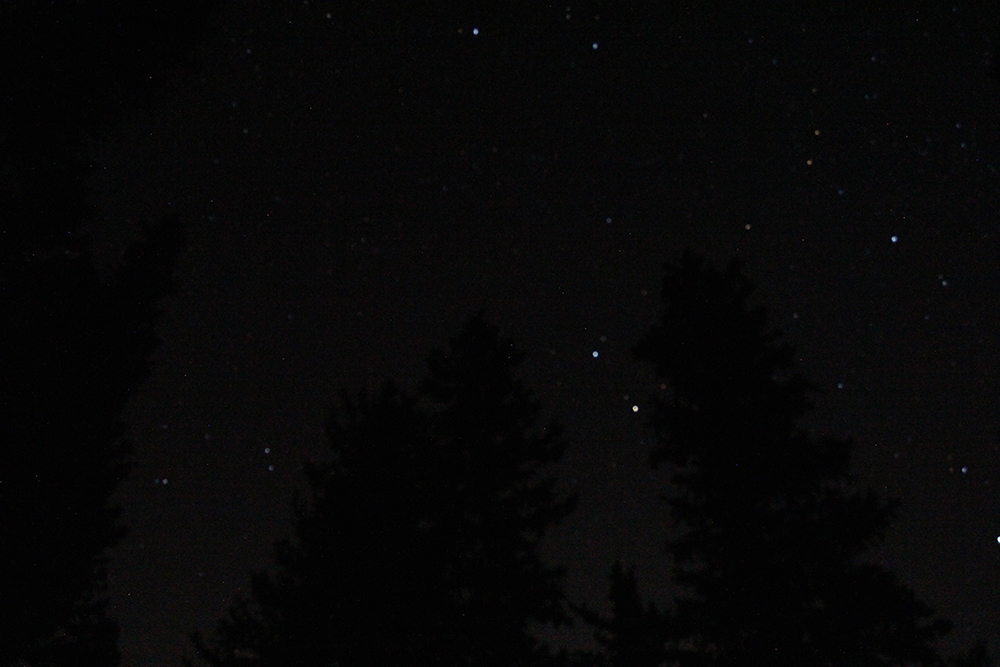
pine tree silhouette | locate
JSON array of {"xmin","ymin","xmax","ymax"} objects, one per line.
[
  {"xmin": 189, "ymin": 313, "xmax": 577, "ymax": 667},
  {"xmin": 632, "ymin": 250, "xmax": 952, "ymax": 667},
  {"xmin": 1, "ymin": 3, "xmax": 222, "ymax": 664},
  {"xmin": 420, "ymin": 313, "xmax": 580, "ymax": 665},
  {"xmin": 571, "ymin": 561, "xmax": 670, "ymax": 667},
  {"xmin": 187, "ymin": 381, "xmax": 442, "ymax": 666},
  {"xmin": 0, "ymin": 218, "xmax": 185, "ymax": 667}
]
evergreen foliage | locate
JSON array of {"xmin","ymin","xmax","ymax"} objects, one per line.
[
  {"xmin": 1, "ymin": 3, "xmax": 223, "ymax": 663},
  {"xmin": 572, "ymin": 561, "xmax": 670, "ymax": 667},
  {"xmin": 631, "ymin": 250, "xmax": 953, "ymax": 667},
  {"xmin": 189, "ymin": 314, "xmax": 577, "ymax": 667},
  {"xmin": 0, "ymin": 220, "xmax": 185, "ymax": 667}
]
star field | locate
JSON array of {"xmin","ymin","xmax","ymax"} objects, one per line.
[{"xmin": 74, "ymin": 2, "xmax": 1000, "ymax": 665}]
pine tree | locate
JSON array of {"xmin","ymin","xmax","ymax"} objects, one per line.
[
  {"xmin": 572, "ymin": 561, "xmax": 670, "ymax": 667},
  {"xmin": 632, "ymin": 250, "xmax": 951, "ymax": 667},
  {"xmin": 419, "ymin": 313, "xmax": 578, "ymax": 666},
  {"xmin": 1, "ymin": 3, "xmax": 222, "ymax": 662},
  {"xmin": 188, "ymin": 381, "xmax": 446, "ymax": 666},
  {"xmin": 189, "ymin": 313, "xmax": 577, "ymax": 667},
  {"xmin": 0, "ymin": 219, "xmax": 185, "ymax": 667}
]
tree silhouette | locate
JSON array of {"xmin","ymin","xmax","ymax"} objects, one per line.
[
  {"xmin": 1, "ymin": 3, "xmax": 222, "ymax": 664},
  {"xmin": 631, "ymin": 250, "xmax": 953, "ymax": 667},
  {"xmin": 1, "ymin": 219, "xmax": 185, "ymax": 667},
  {"xmin": 189, "ymin": 313, "xmax": 577, "ymax": 667},
  {"xmin": 571, "ymin": 561, "xmax": 670, "ymax": 667}
]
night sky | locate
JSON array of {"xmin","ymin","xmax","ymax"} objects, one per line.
[{"xmin": 76, "ymin": 2, "xmax": 1000, "ymax": 665}]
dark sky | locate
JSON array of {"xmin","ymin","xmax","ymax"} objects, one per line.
[{"xmin": 79, "ymin": 2, "xmax": 999, "ymax": 665}]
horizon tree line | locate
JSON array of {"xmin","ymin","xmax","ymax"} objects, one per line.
[
  {"xmin": 185, "ymin": 252, "xmax": 993, "ymax": 667},
  {"xmin": 4, "ymin": 2, "xmax": 998, "ymax": 666}
]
